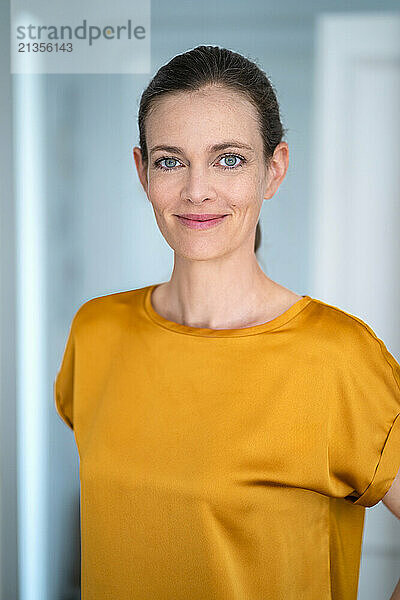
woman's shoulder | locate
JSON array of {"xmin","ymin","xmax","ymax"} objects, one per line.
[
  {"xmin": 308, "ymin": 295, "xmax": 379, "ymax": 336},
  {"xmin": 70, "ymin": 285, "xmax": 149, "ymax": 335},
  {"xmin": 307, "ymin": 296, "xmax": 398, "ymax": 370},
  {"xmin": 273, "ymin": 283, "xmax": 375, "ymax": 344}
]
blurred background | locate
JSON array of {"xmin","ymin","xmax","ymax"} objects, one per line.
[{"xmin": 1, "ymin": 1, "xmax": 400, "ymax": 598}]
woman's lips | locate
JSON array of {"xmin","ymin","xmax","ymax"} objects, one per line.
[{"xmin": 176, "ymin": 215, "xmax": 228, "ymax": 230}]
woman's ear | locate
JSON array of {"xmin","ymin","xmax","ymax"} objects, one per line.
[
  {"xmin": 263, "ymin": 142, "xmax": 289, "ymax": 200},
  {"xmin": 132, "ymin": 147, "xmax": 148, "ymax": 193}
]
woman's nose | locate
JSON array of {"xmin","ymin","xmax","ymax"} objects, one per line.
[{"xmin": 180, "ymin": 164, "xmax": 217, "ymax": 204}]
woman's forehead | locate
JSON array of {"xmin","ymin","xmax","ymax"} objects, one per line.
[
  {"xmin": 145, "ymin": 90, "xmax": 261, "ymax": 147},
  {"xmin": 149, "ymin": 86, "xmax": 256, "ymax": 114}
]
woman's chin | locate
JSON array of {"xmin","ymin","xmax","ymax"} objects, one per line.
[{"xmin": 173, "ymin": 243, "xmax": 230, "ymax": 261}]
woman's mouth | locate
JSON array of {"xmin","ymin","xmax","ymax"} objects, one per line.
[{"xmin": 176, "ymin": 214, "xmax": 228, "ymax": 230}]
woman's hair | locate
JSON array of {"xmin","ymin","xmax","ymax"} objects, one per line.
[{"xmin": 137, "ymin": 45, "xmax": 287, "ymax": 255}]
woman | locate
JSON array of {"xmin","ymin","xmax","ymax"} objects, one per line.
[{"xmin": 55, "ymin": 45, "xmax": 400, "ymax": 599}]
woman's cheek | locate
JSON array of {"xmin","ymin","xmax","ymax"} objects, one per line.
[{"xmin": 148, "ymin": 181, "xmax": 173, "ymax": 208}]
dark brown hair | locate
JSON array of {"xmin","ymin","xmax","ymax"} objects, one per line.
[{"xmin": 137, "ymin": 45, "xmax": 287, "ymax": 255}]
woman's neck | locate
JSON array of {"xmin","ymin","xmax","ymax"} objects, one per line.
[{"xmin": 151, "ymin": 255, "xmax": 302, "ymax": 330}]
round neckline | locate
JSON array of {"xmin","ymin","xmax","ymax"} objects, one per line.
[{"xmin": 143, "ymin": 284, "xmax": 313, "ymax": 337}]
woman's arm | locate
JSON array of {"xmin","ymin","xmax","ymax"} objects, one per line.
[
  {"xmin": 389, "ymin": 577, "xmax": 400, "ymax": 600},
  {"xmin": 382, "ymin": 467, "xmax": 400, "ymax": 600},
  {"xmin": 382, "ymin": 466, "xmax": 400, "ymax": 519}
]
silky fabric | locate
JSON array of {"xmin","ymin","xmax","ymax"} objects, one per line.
[{"xmin": 54, "ymin": 284, "xmax": 400, "ymax": 599}]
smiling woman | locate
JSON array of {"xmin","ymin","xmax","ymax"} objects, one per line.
[
  {"xmin": 135, "ymin": 47, "xmax": 288, "ymax": 260},
  {"xmin": 54, "ymin": 45, "xmax": 400, "ymax": 600}
]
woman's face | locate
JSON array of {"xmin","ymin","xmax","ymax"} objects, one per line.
[{"xmin": 133, "ymin": 85, "xmax": 288, "ymax": 260}]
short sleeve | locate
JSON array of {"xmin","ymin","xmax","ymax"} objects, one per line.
[
  {"xmin": 328, "ymin": 322, "xmax": 400, "ymax": 508},
  {"xmin": 54, "ymin": 315, "xmax": 77, "ymax": 431}
]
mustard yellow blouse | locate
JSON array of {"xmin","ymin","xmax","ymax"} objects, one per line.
[{"xmin": 54, "ymin": 284, "xmax": 400, "ymax": 599}]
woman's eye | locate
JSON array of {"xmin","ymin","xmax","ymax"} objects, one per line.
[
  {"xmin": 218, "ymin": 154, "xmax": 245, "ymax": 169},
  {"xmin": 154, "ymin": 157, "xmax": 182, "ymax": 171}
]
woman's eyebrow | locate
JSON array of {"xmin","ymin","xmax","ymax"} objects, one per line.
[{"xmin": 149, "ymin": 141, "xmax": 254, "ymax": 156}]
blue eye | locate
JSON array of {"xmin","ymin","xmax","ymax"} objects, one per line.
[
  {"xmin": 154, "ymin": 157, "xmax": 182, "ymax": 171},
  {"xmin": 218, "ymin": 154, "xmax": 246, "ymax": 169}
]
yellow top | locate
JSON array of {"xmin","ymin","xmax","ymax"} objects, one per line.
[{"xmin": 54, "ymin": 284, "xmax": 400, "ymax": 600}]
